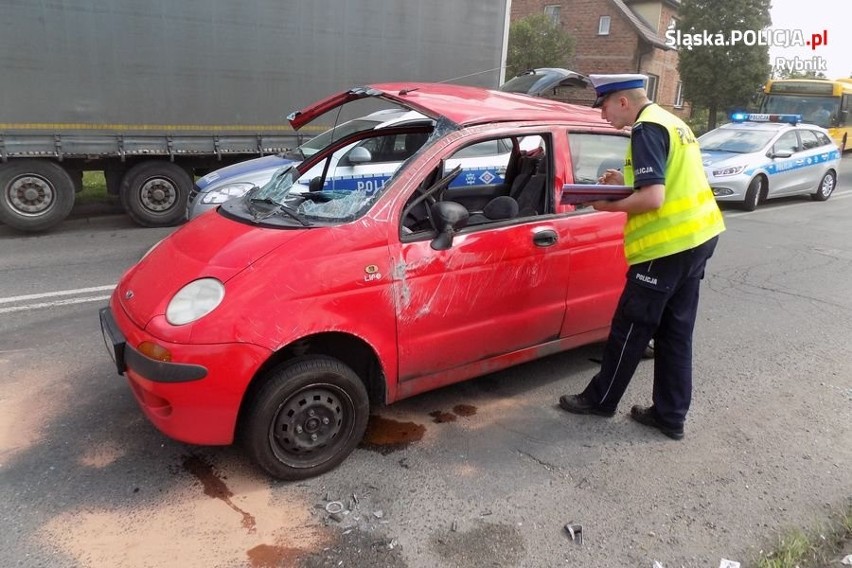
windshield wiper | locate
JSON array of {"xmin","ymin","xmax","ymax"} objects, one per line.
[
  {"xmin": 275, "ymin": 203, "xmax": 311, "ymax": 226},
  {"xmin": 249, "ymin": 196, "xmax": 310, "ymax": 226}
]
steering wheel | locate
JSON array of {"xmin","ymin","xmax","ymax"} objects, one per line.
[{"xmin": 402, "ymin": 165, "xmax": 462, "ymax": 232}]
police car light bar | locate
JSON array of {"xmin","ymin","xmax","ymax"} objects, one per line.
[{"xmin": 730, "ymin": 112, "xmax": 801, "ymax": 124}]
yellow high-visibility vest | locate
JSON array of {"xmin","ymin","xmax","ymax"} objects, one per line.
[{"xmin": 622, "ymin": 104, "xmax": 725, "ymax": 265}]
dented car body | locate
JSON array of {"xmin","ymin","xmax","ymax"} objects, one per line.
[{"xmin": 100, "ymin": 83, "xmax": 631, "ymax": 480}]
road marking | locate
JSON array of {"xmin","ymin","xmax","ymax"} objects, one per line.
[
  {"xmin": 0, "ymin": 285, "xmax": 116, "ymax": 315},
  {"xmin": 0, "ymin": 285, "xmax": 115, "ymax": 305},
  {"xmin": 724, "ymin": 189, "xmax": 852, "ymax": 218},
  {"xmin": 0, "ymin": 295, "xmax": 114, "ymax": 315}
]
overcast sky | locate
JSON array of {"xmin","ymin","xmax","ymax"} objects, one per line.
[{"xmin": 768, "ymin": 0, "xmax": 850, "ymax": 78}]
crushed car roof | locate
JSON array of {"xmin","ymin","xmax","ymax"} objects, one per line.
[{"xmin": 288, "ymin": 82, "xmax": 608, "ymax": 130}]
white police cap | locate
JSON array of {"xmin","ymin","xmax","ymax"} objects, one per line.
[{"xmin": 589, "ymin": 74, "xmax": 648, "ymax": 107}]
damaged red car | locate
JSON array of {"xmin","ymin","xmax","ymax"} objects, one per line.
[{"xmin": 100, "ymin": 82, "xmax": 630, "ymax": 480}]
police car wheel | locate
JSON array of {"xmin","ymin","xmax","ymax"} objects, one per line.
[
  {"xmin": 742, "ymin": 176, "xmax": 764, "ymax": 212},
  {"xmin": 811, "ymin": 171, "xmax": 836, "ymax": 202}
]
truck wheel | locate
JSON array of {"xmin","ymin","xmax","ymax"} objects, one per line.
[
  {"xmin": 242, "ymin": 356, "xmax": 370, "ymax": 481},
  {"xmin": 120, "ymin": 161, "xmax": 191, "ymax": 227},
  {"xmin": 0, "ymin": 160, "xmax": 75, "ymax": 232}
]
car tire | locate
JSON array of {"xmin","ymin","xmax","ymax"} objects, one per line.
[
  {"xmin": 242, "ymin": 355, "xmax": 369, "ymax": 481},
  {"xmin": 810, "ymin": 171, "xmax": 836, "ymax": 201},
  {"xmin": 742, "ymin": 176, "xmax": 764, "ymax": 211}
]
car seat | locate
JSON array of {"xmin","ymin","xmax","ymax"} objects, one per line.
[{"xmin": 468, "ymin": 149, "xmax": 543, "ymax": 224}]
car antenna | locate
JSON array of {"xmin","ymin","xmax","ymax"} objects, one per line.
[
  {"xmin": 329, "ymin": 105, "xmax": 343, "ymax": 142},
  {"xmin": 436, "ymin": 66, "xmax": 503, "ymax": 84},
  {"xmin": 398, "ymin": 87, "xmax": 419, "ymax": 95}
]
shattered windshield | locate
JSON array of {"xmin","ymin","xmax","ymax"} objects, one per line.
[{"xmin": 243, "ymin": 126, "xmax": 435, "ymax": 225}]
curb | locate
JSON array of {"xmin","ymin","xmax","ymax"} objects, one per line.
[{"xmin": 68, "ymin": 200, "xmax": 125, "ymax": 220}]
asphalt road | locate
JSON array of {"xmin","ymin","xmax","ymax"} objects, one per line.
[{"xmin": 1, "ymin": 160, "xmax": 851, "ymax": 568}]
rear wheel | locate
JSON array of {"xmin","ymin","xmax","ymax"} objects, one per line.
[
  {"xmin": 811, "ymin": 171, "xmax": 836, "ymax": 201},
  {"xmin": 0, "ymin": 160, "xmax": 75, "ymax": 232},
  {"xmin": 119, "ymin": 161, "xmax": 192, "ymax": 227},
  {"xmin": 741, "ymin": 176, "xmax": 764, "ymax": 211},
  {"xmin": 242, "ymin": 356, "xmax": 369, "ymax": 480}
]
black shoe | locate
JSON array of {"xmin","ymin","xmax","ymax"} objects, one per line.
[
  {"xmin": 630, "ymin": 406, "xmax": 684, "ymax": 440},
  {"xmin": 558, "ymin": 394, "xmax": 615, "ymax": 417}
]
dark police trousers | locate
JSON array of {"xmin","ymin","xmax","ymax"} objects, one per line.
[{"xmin": 582, "ymin": 235, "xmax": 719, "ymax": 428}]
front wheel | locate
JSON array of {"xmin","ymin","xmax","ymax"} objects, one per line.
[
  {"xmin": 810, "ymin": 171, "xmax": 836, "ymax": 201},
  {"xmin": 119, "ymin": 161, "xmax": 192, "ymax": 227},
  {"xmin": 741, "ymin": 176, "xmax": 764, "ymax": 211},
  {"xmin": 242, "ymin": 356, "xmax": 369, "ymax": 480}
]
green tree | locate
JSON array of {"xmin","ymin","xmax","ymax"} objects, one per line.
[
  {"xmin": 506, "ymin": 14, "xmax": 574, "ymax": 79},
  {"xmin": 774, "ymin": 69, "xmax": 828, "ymax": 80},
  {"xmin": 676, "ymin": 0, "xmax": 771, "ymax": 130}
]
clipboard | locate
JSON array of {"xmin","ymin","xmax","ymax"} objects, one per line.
[{"xmin": 561, "ymin": 184, "xmax": 633, "ymax": 205}]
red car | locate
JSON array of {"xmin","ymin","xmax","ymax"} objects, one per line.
[{"xmin": 100, "ymin": 83, "xmax": 630, "ymax": 480}]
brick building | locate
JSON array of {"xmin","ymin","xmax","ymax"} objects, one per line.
[{"xmin": 511, "ymin": 0, "xmax": 689, "ymax": 117}]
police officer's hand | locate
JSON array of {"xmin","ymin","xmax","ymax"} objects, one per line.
[
  {"xmin": 587, "ymin": 200, "xmax": 615, "ymax": 211},
  {"xmin": 598, "ymin": 169, "xmax": 624, "ymax": 185}
]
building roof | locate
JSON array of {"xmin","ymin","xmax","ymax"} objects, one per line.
[{"xmin": 611, "ymin": 0, "xmax": 674, "ymax": 50}]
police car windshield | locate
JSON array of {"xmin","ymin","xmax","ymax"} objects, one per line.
[
  {"xmin": 298, "ymin": 119, "xmax": 382, "ymax": 158},
  {"xmin": 699, "ymin": 128, "xmax": 777, "ymax": 153}
]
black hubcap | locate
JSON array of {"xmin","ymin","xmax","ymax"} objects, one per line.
[{"xmin": 271, "ymin": 385, "xmax": 351, "ymax": 464}]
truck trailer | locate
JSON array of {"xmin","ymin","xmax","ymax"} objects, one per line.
[{"xmin": 0, "ymin": 0, "xmax": 510, "ymax": 232}]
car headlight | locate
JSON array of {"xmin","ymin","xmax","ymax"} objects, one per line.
[
  {"xmin": 166, "ymin": 278, "xmax": 225, "ymax": 325},
  {"xmin": 711, "ymin": 165, "xmax": 746, "ymax": 177},
  {"xmin": 199, "ymin": 183, "xmax": 256, "ymax": 204}
]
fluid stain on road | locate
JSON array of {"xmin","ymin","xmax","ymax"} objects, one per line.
[
  {"xmin": 246, "ymin": 543, "xmax": 302, "ymax": 568},
  {"xmin": 429, "ymin": 410, "xmax": 457, "ymax": 423},
  {"xmin": 359, "ymin": 415, "xmax": 425, "ymax": 454},
  {"xmin": 452, "ymin": 404, "xmax": 477, "ymax": 417},
  {"xmin": 182, "ymin": 454, "xmax": 257, "ymax": 533}
]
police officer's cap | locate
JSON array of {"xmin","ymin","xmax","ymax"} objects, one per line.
[{"xmin": 589, "ymin": 74, "xmax": 648, "ymax": 108}]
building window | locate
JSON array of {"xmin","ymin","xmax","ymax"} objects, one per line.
[
  {"xmin": 674, "ymin": 82, "xmax": 684, "ymax": 108},
  {"xmin": 646, "ymin": 74, "xmax": 659, "ymax": 102},
  {"xmin": 598, "ymin": 16, "xmax": 611, "ymax": 35},
  {"xmin": 545, "ymin": 5, "xmax": 561, "ymax": 26}
]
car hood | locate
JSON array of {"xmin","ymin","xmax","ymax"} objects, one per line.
[
  {"xmin": 701, "ymin": 150, "xmax": 750, "ymax": 167},
  {"xmin": 117, "ymin": 211, "xmax": 307, "ymax": 330},
  {"xmin": 196, "ymin": 154, "xmax": 294, "ymax": 191}
]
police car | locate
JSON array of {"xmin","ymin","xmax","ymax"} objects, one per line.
[{"xmin": 699, "ymin": 113, "xmax": 840, "ymax": 211}]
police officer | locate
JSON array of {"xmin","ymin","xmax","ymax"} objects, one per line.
[{"xmin": 558, "ymin": 74, "xmax": 725, "ymax": 440}]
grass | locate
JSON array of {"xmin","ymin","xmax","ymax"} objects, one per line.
[
  {"xmin": 78, "ymin": 171, "xmax": 112, "ymax": 205},
  {"xmin": 755, "ymin": 503, "xmax": 852, "ymax": 568}
]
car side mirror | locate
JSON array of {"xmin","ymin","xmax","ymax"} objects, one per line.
[
  {"xmin": 430, "ymin": 201, "xmax": 469, "ymax": 251},
  {"xmin": 343, "ymin": 146, "xmax": 372, "ymax": 165},
  {"xmin": 308, "ymin": 176, "xmax": 324, "ymax": 192}
]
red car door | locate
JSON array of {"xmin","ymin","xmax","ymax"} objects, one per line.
[{"xmin": 392, "ymin": 218, "xmax": 572, "ymax": 383}]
